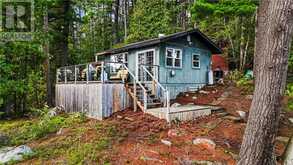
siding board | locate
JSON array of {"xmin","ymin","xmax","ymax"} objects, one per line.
[{"xmin": 56, "ymin": 83, "xmax": 130, "ymax": 120}]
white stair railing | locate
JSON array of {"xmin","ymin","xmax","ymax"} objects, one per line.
[
  {"xmin": 141, "ymin": 65, "xmax": 170, "ymax": 122},
  {"xmin": 122, "ymin": 64, "xmax": 148, "ymax": 112}
]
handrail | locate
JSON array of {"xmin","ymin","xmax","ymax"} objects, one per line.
[
  {"xmin": 122, "ymin": 63, "xmax": 148, "ymax": 112},
  {"xmin": 141, "ymin": 65, "xmax": 170, "ymax": 122},
  {"xmin": 141, "ymin": 65, "xmax": 167, "ymax": 92},
  {"xmin": 122, "ymin": 64, "xmax": 147, "ymax": 93}
]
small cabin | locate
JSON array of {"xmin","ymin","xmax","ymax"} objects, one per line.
[{"xmin": 56, "ymin": 29, "xmax": 222, "ymax": 122}]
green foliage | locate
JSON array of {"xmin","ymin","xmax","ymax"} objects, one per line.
[
  {"xmin": 127, "ymin": 0, "xmax": 177, "ymax": 43},
  {"xmin": 285, "ymin": 83, "xmax": 293, "ymax": 111},
  {"xmin": 236, "ymin": 77, "xmax": 254, "ymax": 94},
  {"xmin": 226, "ymin": 70, "xmax": 243, "ymax": 82},
  {"xmin": 286, "ymin": 83, "xmax": 293, "ymax": 97},
  {"xmin": 0, "ymin": 110, "xmax": 86, "ymax": 147},
  {"xmin": 191, "ymin": 0, "xmax": 258, "ymax": 70}
]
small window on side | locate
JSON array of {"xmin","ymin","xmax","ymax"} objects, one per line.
[{"xmin": 192, "ymin": 54, "xmax": 200, "ymax": 68}]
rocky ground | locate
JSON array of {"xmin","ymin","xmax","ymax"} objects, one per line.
[{"xmin": 1, "ymin": 84, "xmax": 293, "ymax": 165}]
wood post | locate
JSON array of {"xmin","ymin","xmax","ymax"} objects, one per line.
[
  {"xmin": 74, "ymin": 65, "xmax": 77, "ymax": 84},
  {"xmin": 64, "ymin": 67, "xmax": 67, "ymax": 84},
  {"xmin": 143, "ymin": 91, "xmax": 147, "ymax": 112},
  {"xmin": 86, "ymin": 64, "xmax": 89, "ymax": 84},
  {"xmin": 101, "ymin": 62, "xmax": 105, "ymax": 83},
  {"xmin": 133, "ymin": 80, "xmax": 137, "ymax": 112},
  {"xmin": 166, "ymin": 90, "xmax": 170, "ymax": 123}
]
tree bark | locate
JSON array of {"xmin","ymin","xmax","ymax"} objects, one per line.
[
  {"xmin": 61, "ymin": 0, "xmax": 70, "ymax": 66},
  {"xmin": 238, "ymin": 0, "xmax": 293, "ymax": 165},
  {"xmin": 43, "ymin": 4, "xmax": 53, "ymax": 107}
]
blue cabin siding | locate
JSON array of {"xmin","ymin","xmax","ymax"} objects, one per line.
[
  {"xmin": 102, "ymin": 35, "xmax": 212, "ymax": 99},
  {"xmin": 157, "ymin": 36, "xmax": 212, "ymax": 99}
]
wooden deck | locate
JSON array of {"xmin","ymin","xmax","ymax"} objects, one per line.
[{"xmin": 146, "ymin": 105, "xmax": 212, "ymax": 121}]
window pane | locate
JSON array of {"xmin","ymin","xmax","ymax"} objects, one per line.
[
  {"xmin": 175, "ymin": 50, "xmax": 181, "ymax": 59},
  {"xmin": 193, "ymin": 61, "xmax": 199, "ymax": 68},
  {"xmin": 175, "ymin": 59, "xmax": 181, "ymax": 67},
  {"xmin": 167, "ymin": 49, "xmax": 173, "ymax": 57},
  {"xmin": 193, "ymin": 55, "xmax": 199, "ymax": 61},
  {"xmin": 166, "ymin": 58, "xmax": 173, "ymax": 66}
]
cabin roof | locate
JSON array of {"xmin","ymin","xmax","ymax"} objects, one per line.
[{"xmin": 96, "ymin": 29, "xmax": 222, "ymax": 56}]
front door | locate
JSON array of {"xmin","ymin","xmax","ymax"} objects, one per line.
[{"xmin": 137, "ymin": 49, "xmax": 156, "ymax": 82}]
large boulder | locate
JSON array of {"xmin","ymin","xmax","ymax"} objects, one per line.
[
  {"xmin": 193, "ymin": 137, "xmax": 216, "ymax": 151},
  {"xmin": 0, "ymin": 145, "xmax": 33, "ymax": 164}
]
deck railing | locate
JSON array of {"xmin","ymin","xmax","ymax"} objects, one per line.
[{"xmin": 56, "ymin": 61, "xmax": 128, "ymax": 84}]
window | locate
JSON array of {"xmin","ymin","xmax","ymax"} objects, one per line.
[
  {"xmin": 192, "ymin": 54, "xmax": 200, "ymax": 68},
  {"xmin": 165, "ymin": 48, "xmax": 182, "ymax": 68}
]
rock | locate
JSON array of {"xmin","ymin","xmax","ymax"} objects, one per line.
[
  {"xmin": 276, "ymin": 136, "xmax": 290, "ymax": 143},
  {"xmin": 289, "ymin": 118, "xmax": 293, "ymax": 124},
  {"xmin": 193, "ymin": 138, "xmax": 216, "ymax": 150},
  {"xmin": 47, "ymin": 109, "xmax": 57, "ymax": 117},
  {"xmin": 223, "ymin": 116, "xmax": 242, "ymax": 122},
  {"xmin": 171, "ymin": 103, "xmax": 181, "ymax": 108},
  {"xmin": 124, "ymin": 117, "xmax": 134, "ymax": 122},
  {"xmin": 161, "ymin": 139, "xmax": 172, "ymax": 146},
  {"xmin": 236, "ymin": 111, "xmax": 246, "ymax": 120},
  {"xmin": 0, "ymin": 145, "xmax": 33, "ymax": 164},
  {"xmin": 193, "ymin": 160, "xmax": 223, "ymax": 165},
  {"xmin": 199, "ymin": 90, "xmax": 210, "ymax": 94},
  {"xmin": 56, "ymin": 128, "xmax": 63, "ymax": 135},
  {"xmin": 117, "ymin": 115, "xmax": 123, "ymax": 119},
  {"xmin": 217, "ymin": 97, "xmax": 226, "ymax": 101},
  {"xmin": 245, "ymin": 95, "xmax": 253, "ymax": 99},
  {"xmin": 177, "ymin": 158, "xmax": 193, "ymax": 165},
  {"xmin": 140, "ymin": 156, "xmax": 163, "ymax": 163},
  {"xmin": 167, "ymin": 129, "xmax": 182, "ymax": 137},
  {"xmin": 217, "ymin": 112, "xmax": 229, "ymax": 117},
  {"xmin": 185, "ymin": 94, "xmax": 190, "ymax": 97},
  {"xmin": 221, "ymin": 91, "xmax": 231, "ymax": 98},
  {"xmin": 0, "ymin": 134, "xmax": 9, "ymax": 146}
]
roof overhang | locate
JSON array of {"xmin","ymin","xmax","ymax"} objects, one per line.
[{"xmin": 95, "ymin": 29, "xmax": 222, "ymax": 56}]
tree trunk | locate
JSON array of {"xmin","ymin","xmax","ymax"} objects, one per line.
[
  {"xmin": 43, "ymin": 5, "xmax": 53, "ymax": 107},
  {"xmin": 61, "ymin": 0, "xmax": 70, "ymax": 66},
  {"xmin": 114, "ymin": 0, "xmax": 120, "ymax": 44},
  {"xmin": 238, "ymin": 0, "xmax": 293, "ymax": 165}
]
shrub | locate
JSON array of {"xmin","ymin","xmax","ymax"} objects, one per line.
[
  {"xmin": 226, "ymin": 70, "xmax": 244, "ymax": 82},
  {"xmin": 286, "ymin": 83, "xmax": 293, "ymax": 97},
  {"xmin": 1, "ymin": 109, "xmax": 86, "ymax": 147}
]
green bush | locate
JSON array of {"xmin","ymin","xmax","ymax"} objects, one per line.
[
  {"xmin": 226, "ymin": 70, "xmax": 244, "ymax": 82},
  {"xmin": 236, "ymin": 77, "xmax": 254, "ymax": 94},
  {"xmin": 286, "ymin": 83, "xmax": 293, "ymax": 97},
  {"xmin": 0, "ymin": 109, "xmax": 86, "ymax": 147}
]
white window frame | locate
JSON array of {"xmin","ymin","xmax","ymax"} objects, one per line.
[
  {"xmin": 110, "ymin": 53, "xmax": 128, "ymax": 63},
  {"xmin": 136, "ymin": 49, "xmax": 157, "ymax": 80},
  {"xmin": 192, "ymin": 54, "xmax": 201, "ymax": 69},
  {"xmin": 165, "ymin": 47, "xmax": 182, "ymax": 68}
]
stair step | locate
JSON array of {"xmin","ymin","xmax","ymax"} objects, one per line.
[{"xmin": 147, "ymin": 102, "xmax": 162, "ymax": 108}]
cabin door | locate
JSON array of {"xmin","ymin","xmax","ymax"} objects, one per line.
[{"xmin": 136, "ymin": 49, "xmax": 157, "ymax": 82}]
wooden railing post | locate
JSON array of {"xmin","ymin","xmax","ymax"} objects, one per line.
[
  {"xmin": 166, "ymin": 90, "xmax": 170, "ymax": 123},
  {"xmin": 101, "ymin": 62, "xmax": 105, "ymax": 83},
  {"xmin": 64, "ymin": 67, "xmax": 67, "ymax": 84},
  {"xmin": 74, "ymin": 65, "xmax": 77, "ymax": 84},
  {"xmin": 133, "ymin": 80, "xmax": 137, "ymax": 112},
  {"xmin": 86, "ymin": 64, "xmax": 89, "ymax": 84},
  {"xmin": 56, "ymin": 69, "xmax": 59, "ymax": 84},
  {"xmin": 143, "ymin": 91, "xmax": 147, "ymax": 112}
]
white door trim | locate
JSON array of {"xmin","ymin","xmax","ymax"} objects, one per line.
[{"xmin": 135, "ymin": 48, "xmax": 157, "ymax": 81}]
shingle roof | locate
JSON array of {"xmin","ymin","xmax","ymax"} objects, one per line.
[{"xmin": 96, "ymin": 29, "xmax": 222, "ymax": 56}]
